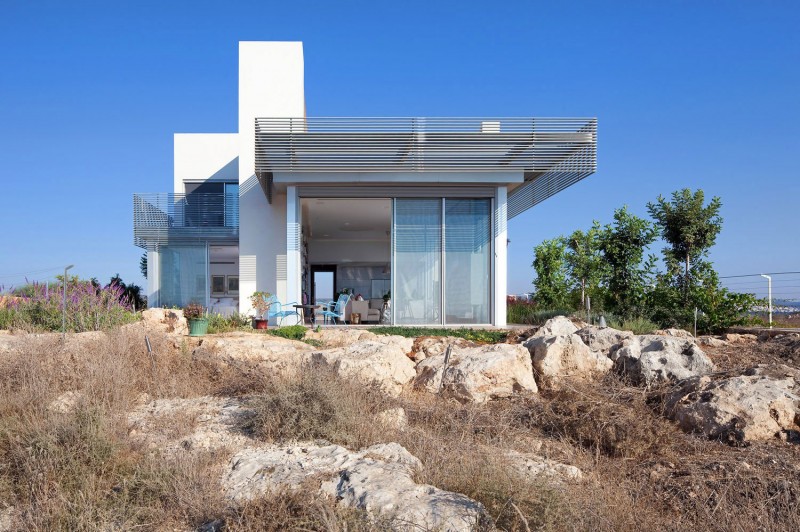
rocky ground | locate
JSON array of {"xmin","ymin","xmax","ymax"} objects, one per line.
[{"xmin": 0, "ymin": 311, "xmax": 799, "ymax": 531}]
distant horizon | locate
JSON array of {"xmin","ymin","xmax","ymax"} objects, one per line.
[{"xmin": 1, "ymin": 1, "xmax": 798, "ymax": 302}]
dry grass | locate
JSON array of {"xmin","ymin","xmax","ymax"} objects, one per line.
[{"xmin": 1, "ymin": 327, "xmax": 799, "ymax": 531}]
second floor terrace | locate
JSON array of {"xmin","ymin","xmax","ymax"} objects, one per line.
[{"xmin": 133, "ymin": 192, "xmax": 238, "ymax": 249}]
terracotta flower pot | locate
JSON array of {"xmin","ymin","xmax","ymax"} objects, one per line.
[{"xmin": 253, "ymin": 318, "xmax": 268, "ymax": 330}]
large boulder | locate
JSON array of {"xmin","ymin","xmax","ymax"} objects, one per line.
[
  {"xmin": 222, "ymin": 442, "xmax": 486, "ymax": 531},
  {"xmin": 414, "ymin": 344, "xmax": 538, "ymax": 403},
  {"xmin": 312, "ymin": 337, "xmax": 416, "ymax": 396},
  {"xmin": 140, "ymin": 308, "xmax": 188, "ymax": 336},
  {"xmin": 196, "ymin": 332, "xmax": 314, "ymax": 377},
  {"xmin": 575, "ymin": 326, "xmax": 634, "ymax": 357},
  {"xmin": 654, "ymin": 328, "xmax": 694, "ymax": 339},
  {"xmin": 531, "ymin": 316, "xmax": 578, "ymax": 338},
  {"xmin": 410, "ymin": 336, "xmax": 475, "ymax": 362},
  {"xmin": 305, "ymin": 328, "xmax": 379, "ymax": 348},
  {"xmin": 613, "ymin": 335, "xmax": 714, "ymax": 386},
  {"xmin": 524, "ymin": 334, "xmax": 612, "ymax": 389},
  {"xmin": 664, "ymin": 364, "xmax": 800, "ymax": 444}
]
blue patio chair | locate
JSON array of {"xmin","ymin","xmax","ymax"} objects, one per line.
[
  {"xmin": 318, "ymin": 294, "xmax": 350, "ymax": 325},
  {"xmin": 264, "ymin": 295, "xmax": 301, "ymax": 326}
]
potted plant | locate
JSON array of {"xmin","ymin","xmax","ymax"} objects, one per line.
[
  {"xmin": 250, "ymin": 291, "xmax": 272, "ymax": 329},
  {"xmin": 183, "ymin": 302, "xmax": 208, "ymax": 336}
]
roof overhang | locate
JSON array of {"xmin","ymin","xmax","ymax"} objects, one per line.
[{"xmin": 254, "ymin": 117, "xmax": 596, "ymax": 217}]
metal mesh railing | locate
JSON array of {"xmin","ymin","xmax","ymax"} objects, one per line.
[{"xmin": 133, "ymin": 193, "xmax": 238, "ymax": 249}]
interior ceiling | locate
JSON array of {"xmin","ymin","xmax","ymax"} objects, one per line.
[{"xmin": 302, "ymin": 198, "xmax": 391, "ymax": 241}]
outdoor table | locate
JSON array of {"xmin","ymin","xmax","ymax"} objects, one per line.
[{"xmin": 293, "ymin": 304, "xmax": 326, "ymax": 326}]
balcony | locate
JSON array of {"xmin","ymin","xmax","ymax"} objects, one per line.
[{"xmin": 133, "ymin": 193, "xmax": 239, "ymax": 249}]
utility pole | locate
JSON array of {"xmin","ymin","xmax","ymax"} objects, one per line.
[
  {"xmin": 760, "ymin": 274, "xmax": 772, "ymax": 329},
  {"xmin": 62, "ymin": 264, "xmax": 74, "ymax": 341}
]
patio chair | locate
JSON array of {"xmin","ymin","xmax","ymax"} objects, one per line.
[
  {"xmin": 318, "ymin": 294, "xmax": 350, "ymax": 325},
  {"xmin": 265, "ymin": 295, "xmax": 302, "ymax": 326}
]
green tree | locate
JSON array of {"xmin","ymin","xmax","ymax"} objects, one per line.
[
  {"xmin": 647, "ymin": 189, "xmax": 722, "ymax": 302},
  {"xmin": 532, "ymin": 237, "xmax": 571, "ymax": 308},
  {"xmin": 565, "ymin": 223, "xmax": 606, "ymax": 309},
  {"xmin": 599, "ymin": 206, "xmax": 658, "ymax": 316},
  {"xmin": 140, "ymin": 253, "xmax": 148, "ymax": 279}
]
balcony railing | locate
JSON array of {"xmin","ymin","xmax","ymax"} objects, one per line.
[
  {"xmin": 255, "ymin": 117, "xmax": 596, "ymax": 173},
  {"xmin": 133, "ymin": 193, "xmax": 238, "ymax": 249}
]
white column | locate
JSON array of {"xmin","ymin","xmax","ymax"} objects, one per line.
[
  {"xmin": 147, "ymin": 249, "xmax": 159, "ymax": 308},
  {"xmin": 286, "ymin": 186, "xmax": 302, "ymax": 306},
  {"xmin": 494, "ymin": 186, "xmax": 508, "ymax": 327}
]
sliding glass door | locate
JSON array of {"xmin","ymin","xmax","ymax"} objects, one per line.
[
  {"xmin": 393, "ymin": 199, "xmax": 442, "ymax": 325},
  {"xmin": 392, "ymin": 197, "xmax": 492, "ymax": 325},
  {"xmin": 445, "ymin": 199, "xmax": 491, "ymax": 324}
]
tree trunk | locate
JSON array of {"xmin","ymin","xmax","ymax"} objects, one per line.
[
  {"xmin": 581, "ymin": 278, "xmax": 586, "ymax": 308},
  {"xmin": 684, "ymin": 253, "xmax": 690, "ymax": 303}
]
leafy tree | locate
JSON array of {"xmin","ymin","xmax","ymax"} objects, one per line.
[
  {"xmin": 599, "ymin": 206, "xmax": 658, "ymax": 316},
  {"xmin": 532, "ymin": 237, "xmax": 571, "ymax": 308},
  {"xmin": 565, "ymin": 223, "xmax": 606, "ymax": 308},
  {"xmin": 140, "ymin": 253, "xmax": 148, "ymax": 279},
  {"xmin": 647, "ymin": 189, "xmax": 722, "ymax": 301}
]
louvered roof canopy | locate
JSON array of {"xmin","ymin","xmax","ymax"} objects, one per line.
[{"xmin": 254, "ymin": 117, "xmax": 597, "ymax": 217}]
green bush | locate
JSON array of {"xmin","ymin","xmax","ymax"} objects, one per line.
[
  {"xmin": 507, "ymin": 302, "xmax": 575, "ymax": 326},
  {"xmin": 206, "ymin": 312, "xmax": 250, "ymax": 334},
  {"xmin": 268, "ymin": 325, "xmax": 308, "ymax": 341}
]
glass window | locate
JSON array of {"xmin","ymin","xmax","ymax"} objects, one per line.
[
  {"xmin": 393, "ymin": 199, "xmax": 442, "ymax": 325},
  {"xmin": 444, "ymin": 199, "xmax": 491, "ymax": 324},
  {"xmin": 159, "ymin": 244, "xmax": 208, "ymax": 308}
]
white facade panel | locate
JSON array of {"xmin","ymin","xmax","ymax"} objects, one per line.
[
  {"xmin": 174, "ymin": 133, "xmax": 239, "ymax": 193},
  {"xmin": 238, "ymin": 42, "xmax": 305, "ymax": 313}
]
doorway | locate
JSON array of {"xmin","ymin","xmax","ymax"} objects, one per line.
[{"xmin": 310, "ymin": 265, "xmax": 336, "ymax": 305}]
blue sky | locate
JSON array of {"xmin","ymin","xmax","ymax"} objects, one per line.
[{"xmin": 1, "ymin": 1, "xmax": 798, "ymax": 299}]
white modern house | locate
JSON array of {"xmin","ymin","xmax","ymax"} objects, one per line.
[{"xmin": 133, "ymin": 41, "xmax": 597, "ymax": 327}]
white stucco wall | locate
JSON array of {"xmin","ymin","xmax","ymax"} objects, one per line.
[
  {"xmin": 174, "ymin": 133, "xmax": 239, "ymax": 193},
  {"xmin": 238, "ymin": 41, "xmax": 305, "ymax": 313}
]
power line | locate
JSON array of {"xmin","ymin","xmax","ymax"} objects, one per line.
[{"xmin": 719, "ymin": 271, "xmax": 800, "ymax": 279}]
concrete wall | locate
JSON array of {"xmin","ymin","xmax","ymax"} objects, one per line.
[
  {"xmin": 174, "ymin": 133, "xmax": 238, "ymax": 193},
  {"xmin": 238, "ymin": 42, "xmax": 305, "ymax": 313}
]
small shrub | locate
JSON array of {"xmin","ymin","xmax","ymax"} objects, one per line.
[
  {"xmin": 267, "ymin": 325, "xmax": 307, "ymax": 341},
  {"xmin": 207, "ymin": 312, "xmax": 250, "ymax": 334},
  {"xmin": 605, "ymin": 315, "xmax": 659, "ymax": 334}
]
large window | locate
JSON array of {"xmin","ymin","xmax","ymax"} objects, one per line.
[
  {"xmin": 445, "ymin": 199, "xmax": 491, "ymax": 324},
  {"xmin": 159, "ymin": 244, "xmax": 208, "ymax": 308},
  {"xmin": 393, "ymin": 199, "xmax": 442, "ymax": 325},
  {"xmin": 392, "ymin": 198, "xmax": 492, "ymax": 325}
]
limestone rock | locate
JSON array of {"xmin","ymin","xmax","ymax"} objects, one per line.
[
  {"xmin": 722, "ymin": 333, "xmax": 758, "ymax": 344},
  {"xmin": 698, "ymin": 336, "xmax": 728, "ymax": 348},
  {"xmin": 305, "ymin": 328, "xmax": 379, "ymax": 348},
  {"xmin": 196, "ymin": 332, "xmax": 314, "ymax": 377},
  {"xmin": 502, "ymin": 450, "xmax": 583, "ymax": 482},
  {"xmin": 222, "ymin": 442, "xmax": 486, "ymax": 531},
  {"xmin": 48, "ymin": 390, "xmax": 85, "ymax": 414},
  {"xmin": 664, "ymin": 364, "xmax": 800, "ymax": 443},
  {"xmin": 414, "ymin": 344, "xmax": 538, "ymax": 403},
  {"xmin": 410, "ymin": 336, "xmax": 475, "ymax": 362},
  {"xmin": 613, "ymin": 335, "xmax": 714, "ymax": 386},
  {"xmin": 376, "ymin": 407, "xmax": 408, "ymax": 431},
  {"xmin": 312, "ymin": 338, "xmax": 416, "ymax": 396},
  {"xmin": 531, "ymin": 316, "xmax": 578, "ymax": 338},
  {"xmin": 127, "ymin": 396, "xmax": 252, "ymax": 453},
  {"xmin": 140, "ymin": 308, "xmax": 188, "ymax": 336},
  {"xmin": 654, "ymin": 328, "xmax": 694, "ymax": 339},
  {"xmin": 575, "ymin": 326, "xmax": 634, "ymax": 356},
  {"xmin": 524, "ymin": 334, "xmax": 612, "ymax": 389}
]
